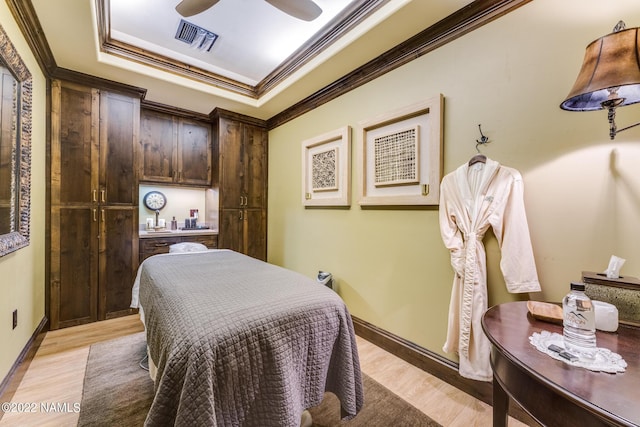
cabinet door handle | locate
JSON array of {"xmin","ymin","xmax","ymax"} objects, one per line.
[
  {"xmin": 92, "ymin": 190, "xmax": 97, "ymax": 202},
  {"xmin": 239, "ymin": 211, "xmax": 243, "ymax": 220},
  {"xmin": 93, "ymin": 209, "xmax": 97, "ymax": 222},
  {"xmin": 100, "ymin": 190, "xmax": 106, "ymax": 203},
  {"xmin": 244, "ymin": 196, "xmax": 248, "ymax": 206},
  {"xmin": 101, "ymin": 209, "xmax": 105, "ymax": 222},
  {"xmin": 154, "ymin": 243, "xmax": 169, "ymax": 247}
]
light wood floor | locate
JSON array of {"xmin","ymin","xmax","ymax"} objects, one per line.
[{"xmin": 0, "ymin": 315, "xmax": 528, "ymax": 426}]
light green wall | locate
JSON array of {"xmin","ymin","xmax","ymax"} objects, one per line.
[
  {"xmin": 0, "ymin": 5, "xmax": 47, "ymax": 383},
  {"xmin": 268, "ymin": 0, "xmax": 640, "ymax": 360},
  {"xmin": 1, "ymin": 0, "xmax": 638, "ymax": 379}
]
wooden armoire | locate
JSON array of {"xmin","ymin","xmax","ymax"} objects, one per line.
[
  {"xmin": 49, "ymin": 79, "xmax": 142, "ymax": 329},
  {"xmin": 210, "ymin": 108, "xmax": 268, "ymax": 261}
]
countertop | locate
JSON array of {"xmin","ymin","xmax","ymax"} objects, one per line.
[{"xmin": 139, "ymin": 228, "xmax": 218, "ymax": 238}]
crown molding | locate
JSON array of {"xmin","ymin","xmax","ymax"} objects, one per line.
[{"xmin": 267, "ymin": 0, "xmax": 532, "ymax": 129}]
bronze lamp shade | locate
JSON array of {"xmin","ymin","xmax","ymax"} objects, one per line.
[{"xmin": 560, "ymin": 23, "xmax": 640, "ymax": 139}]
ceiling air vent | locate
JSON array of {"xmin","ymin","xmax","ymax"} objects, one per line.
[{"xmin": 175, "ymin": 19, "xmax": 218, "ymax": 52}]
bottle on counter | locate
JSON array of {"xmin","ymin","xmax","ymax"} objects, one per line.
[
  {"xmin": 171, "ymin": 216, "xmax": 178, "ymax": 230},
  {"xmin": 562, "ymin": 282, "xmax": 596, "ymax": 358}
]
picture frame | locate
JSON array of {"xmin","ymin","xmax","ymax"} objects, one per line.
[
  {"xmin": 357, "ymin": 95, "xmax": 443, "ymax": 206},
  {"xmin": 0, "ymin": 23, "xmax": 32, "ymax": 257},
  {"xmin": 302, "ymin": 126, "xmax": 351, "ymax": 207}
]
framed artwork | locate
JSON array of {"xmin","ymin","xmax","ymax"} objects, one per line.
[
  {"xmin": 0, "ymin": 23, "xmax": 32, "ymax": 256},
  {"xmin": 357, "ymin": 95, "xmax": 443, "ymax": 206},
  {"xmin": 302, "ymin": 126, "xmax": 351, "ymax": 207}
]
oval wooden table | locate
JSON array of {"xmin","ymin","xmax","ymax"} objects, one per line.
[{"xmin": 482, "ymin": 301, "xmax": 639, "ymax": 427}]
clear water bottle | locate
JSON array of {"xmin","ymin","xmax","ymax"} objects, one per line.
[{"xmin": 562, "ymin": 282, "xmax": 596, "ymax": 358}]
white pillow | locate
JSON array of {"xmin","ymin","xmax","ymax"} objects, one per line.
[{"xmin": 169, "ymin": 242, "xmax": 209, "ymax": 253}]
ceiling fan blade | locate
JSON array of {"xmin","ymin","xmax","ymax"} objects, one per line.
[
  {"xmin": 175, "ymin": 0, "xmax": 220, "ymax": 17},
  {"xmin": 265, "ymin": 0, "xmax": 322, "ymax": 21}
]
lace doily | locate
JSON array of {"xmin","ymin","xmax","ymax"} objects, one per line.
[{"xmin": 529, "ymin": 331, "xmax": 627, "ymax": 373}]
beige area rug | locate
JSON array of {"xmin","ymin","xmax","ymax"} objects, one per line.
[{"xmin": 79, "ymin": 332, "xmax": 441, "ymax": 426}]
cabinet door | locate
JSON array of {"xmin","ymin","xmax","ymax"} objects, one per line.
[
  {"xmin": 219, "ymin": 118, "xmax": 244, "ymax": 208},
  {"xmin": 50, "ymin": 206, "xmax": 99, "ymax": 329},
  {"xmin": 98, "ymin": 92, "xmax": 139, "ymax": 318},
  {"xmin": 99, "ymin": 91, "xmax": 140, "ymax": 205},
  {"xmin": 243, "ymin": 124, "xmax": 267, "ymax": 209},
  {"xmin": 53, "ymin": 81, "xmax": 99, "ymax": 206},
  {"xmin": 99, "ymin": 207, "xmax": 138, "ymax": 319},
  {"xmin": 219, "ymin": 209, "xmax": 243, "ymax": 253},
  {"xmin": 50, "ymin": 80, "xmax": 101, "ymax": 330},
  {"xmin": 178, "ymin": 118, "xmax": 212, "ymax": 186},
  {"xmin": 244, "ymin": 209, "xmax": 266, "ymax": 260},
  {"xmin": 140, "ymin": 109, "xmax": 177, "ymax": 183}
]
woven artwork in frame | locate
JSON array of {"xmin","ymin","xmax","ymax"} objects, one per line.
[
  {"xmin": 357, "ymin": 95, "xmax": 443, "ymax": 206},
  {"xmin": 373, "ymin": 125, "xmax": 419, "ymax": 187},
  {"xmin": 312, "ymin": 148, "xmax": 338, "ymax": 191},
  {"xmin": 302, "ymin": 126, "xmax": 351, "ymax": 207}
]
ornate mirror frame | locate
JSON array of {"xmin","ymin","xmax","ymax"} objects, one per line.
[{"xmin": 0, "ymin": 24, "xmax": 31, "ymax": 257}]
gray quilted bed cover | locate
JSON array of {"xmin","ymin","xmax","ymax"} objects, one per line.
[{"xmin": 139, "ymin": 250, "xmax": 364, "ymax": 426}]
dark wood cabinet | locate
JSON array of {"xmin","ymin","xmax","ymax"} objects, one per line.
[
  {"xmin": 179, "ymin": 118, "xmax": 212, "ymax": 186},
  {"xmin": 54, "ymin": 206, "xmax": 98, "ymax": 326},
  {"xmin": 140, "ymin": 108, "xmax": 211, "ymax": 187},
  {"xmin": 219, "ymin": 208, "xmax": 266, "ymax": 258},
  {"xmin": 211, "ymin": 109, "xmax": 267, "ymax": 260},
  {"xmin": 49, "ymin": 80, "xmax": 140, "ymax": 329},
  {"xmin": 139, "ymin": 109, "xmax": 174, "ymax": 184},
  {"xmin": 139, "ymin": 233, "xmax": 218, "ymax": 262},
  {"xmin": 100, "ymin": 207, "xmax": 138, "ymax": 320}
]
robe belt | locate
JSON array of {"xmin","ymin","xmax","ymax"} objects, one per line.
[{"xmin": 459, "ymin": 231, "xmax": 483, "ymax": 358}]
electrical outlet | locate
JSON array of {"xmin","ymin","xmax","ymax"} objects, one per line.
[{"xmin": 12, "ymin": 309, "xmax": 17, "ymax": 329}]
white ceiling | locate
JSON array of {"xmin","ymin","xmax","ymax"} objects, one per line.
[
  {"xmin": 29, "ymin": 0, "xmax": 473, "ymax": 119},
  {"xmin": 110, "ymin": 0, "xmax": 358, "ymax": 86}
]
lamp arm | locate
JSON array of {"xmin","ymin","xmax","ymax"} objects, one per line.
[{"xmin": 615, "ymin": 121, "xmax": 640, "ymax": 135}]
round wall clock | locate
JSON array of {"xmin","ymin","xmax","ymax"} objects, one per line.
[{"xmin": 143, "ymin": 191, "xmax": 167, "ymax": 211}]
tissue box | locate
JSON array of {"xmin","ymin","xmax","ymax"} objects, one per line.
[
  {"xmin": 592, "ymin": 301, "xmax": 618, "ymax": 332},
  {"xmin": 582, "ymin": 271, "xmax": 640, "ymax": 328}
]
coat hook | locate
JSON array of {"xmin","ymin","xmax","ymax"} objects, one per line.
[{"xmin": 476, "ymin": 124, "xmax": 490, "ymax": 152}]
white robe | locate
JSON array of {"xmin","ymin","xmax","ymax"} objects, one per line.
[{"xmin": 439, "ymin": 158, "xmax": 541, "ymax": 381}]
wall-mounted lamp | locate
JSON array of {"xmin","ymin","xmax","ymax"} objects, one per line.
[{"xmin": 560, "ymin": 21, "xmax": 640, "ymax": 140}]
